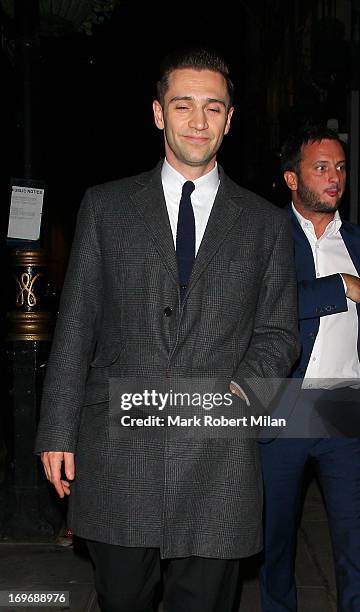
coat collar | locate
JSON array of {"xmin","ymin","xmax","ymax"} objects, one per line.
[{"xmin": 131, "ymin": 162, "xmax": 245, "ymax": 292}]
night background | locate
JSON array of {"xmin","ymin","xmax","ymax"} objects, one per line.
[
  {"xmin": 0, "ymin": 2, "xmax": 359, "ymax": 600},
  {"xmin": 1, "ymin": 0, "xmax": 359, "ymax": 288}
]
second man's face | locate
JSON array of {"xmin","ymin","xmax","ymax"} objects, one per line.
[
  {"xmin": 287, "ymin": 139, "xmax": 346, "ymax": 214},
  {"xmin": 153, "ymin": 68, "xmax": 234, "ymax": 178}
]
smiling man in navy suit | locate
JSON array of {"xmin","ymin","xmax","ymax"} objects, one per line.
[{"xmin": 259, "ymin": 125, "xmax": 360, "ymax": 612}]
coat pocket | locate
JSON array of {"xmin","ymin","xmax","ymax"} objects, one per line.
[
  {"xmin": 228, "ymin": 259, "xmax": 257, "ymax": 274},
  {"xmin": 90, "ymin": 342, "xmax": 123, "ymax": 368},
  {"xmin": 83, "ymin": 382, "xmax": 109, "ymax": 406}
]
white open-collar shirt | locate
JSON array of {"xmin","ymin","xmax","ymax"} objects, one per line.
[{"xmin": 293, "ymin": 204, "xmax": 360, "ymax": 388}]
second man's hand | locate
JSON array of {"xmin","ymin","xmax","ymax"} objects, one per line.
[
  {"xmin": 342, "ymin": 273, "xmax": 360, "ymax": 303},
  {"xmin": 41, "ymin": 451, "xmax": 75, "ymax": 498}
]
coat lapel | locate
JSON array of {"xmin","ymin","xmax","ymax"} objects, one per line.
[
  {"xmin": 130, "ymin": 164, "xmax": 178, "ymax": 285},
  {"xmin": 188, "ymin": 171, "xmax": 244, "ymax": 294}
]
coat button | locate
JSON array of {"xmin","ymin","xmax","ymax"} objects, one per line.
[{"xmin": 164, "ymin": 307, "xmax": 173, "ymax": 317}]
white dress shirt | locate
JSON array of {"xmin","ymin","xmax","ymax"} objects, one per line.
[
  {"xmin": 293, "ymin": 205, "xmax": 360, "ymax": 388},
  {"xmin": 161, "ymin": 158, "xmax": 220, "ymax": 254}
]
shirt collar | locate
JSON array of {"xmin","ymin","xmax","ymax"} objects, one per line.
[
  {"xmin": 161, "ymin": 158, "xmax": 220, "ymax": 199},
  {"xmin": 292, "ymin": 203, "xmax": 342, "ymax": 238}
]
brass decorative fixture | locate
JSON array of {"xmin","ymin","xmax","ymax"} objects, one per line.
[{"xmin": 7, "ymin": 248, "xmax": 53, "ymax": 341}]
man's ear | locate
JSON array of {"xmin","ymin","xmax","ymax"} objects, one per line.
[
  {"xmin": 153, "ymin": 100, "xmax": 164, "ymax": 130},
  {"xmin": 284, "ymin": 170, "xmax": 298, "ymax": 191},
  {"xmin": 224, "ymin": 106, "xmax": 234, "ymax": 135}
]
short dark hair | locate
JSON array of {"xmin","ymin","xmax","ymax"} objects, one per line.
[
  {"xmin": 281, "ymin": 125, "xmax": 345, "ymax": 173},
  {"xmin": 156, "ymin": 46, "xmax": 234, "ymax": 108}
]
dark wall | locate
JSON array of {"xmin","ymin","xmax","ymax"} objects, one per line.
[{"xmin": 0, "ymin": 1, "xmax": 356, "ymax": 287}]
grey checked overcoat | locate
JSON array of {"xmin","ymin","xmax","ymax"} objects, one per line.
[{"xmin": 35, "ymin": 163, "xmax": 299, "ymax": 559}]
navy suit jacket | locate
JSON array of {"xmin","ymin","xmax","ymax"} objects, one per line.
[{"xmin": 289, "ymin": 205, "xmax": 360, "ymax": 378}]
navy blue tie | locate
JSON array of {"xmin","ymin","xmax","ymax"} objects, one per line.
[{"xmin": 176, "ymin": 181, "xmax": 195, "ymax": 299}]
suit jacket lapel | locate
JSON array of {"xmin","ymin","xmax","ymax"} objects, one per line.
[
  {"xmin": 288, "ymin": 205, "xmax": 360, "ymax": 279},
  {"xmin": 131, "ymin": 164, "xmax": 178, "ymax": 285},
  {"xmin": 340, "ymin": 222, "xmax": 360, "ymax": 275},
  {"xmin": 288, "ymin": 205, "xmax": 316, "ymax": 280},
  {"xmin": 340, "ymin": 222, "xmax": 360, "ymax": 337}
]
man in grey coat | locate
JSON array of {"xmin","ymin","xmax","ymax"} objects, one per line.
[{"xmin": 36, "ymin": 47, "xmax": 299, "ymax": 612}]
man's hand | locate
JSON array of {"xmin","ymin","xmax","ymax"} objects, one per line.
[
  {"xmin": 230, "ymin": 381, "xmax": 250, "ymax": 406},
  {"xmin": 41, "ymin": 451, "xmax": 75, "ymax": 498},
  {"xmin": 342, "ymin": 274, "xmax": 360, "ymax": 303}
]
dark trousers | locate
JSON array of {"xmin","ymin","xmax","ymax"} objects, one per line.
[
  {"xmin": 86, "ymin": 541, "xmax": 241, "ymax": 612},
  {"xmin": 259, "ymin": 437, "xmax": 360, "ymax": 612}
]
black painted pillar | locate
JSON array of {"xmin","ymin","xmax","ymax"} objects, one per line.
[
  {"xmin": 2, "ymin": 249, "xmax": 62, "ymax": 538},
  {"xmin": 1, "ymin": 1, "xmax": 63, "ymax": 538}
]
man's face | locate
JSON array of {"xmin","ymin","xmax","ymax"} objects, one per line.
[
  {"xmin": 153, "ymin": 68, "xmax": 233, "ymax": 177},
  {"xmin": 285, "ymin": 139, "xmax": 346, "ymax": 214}
]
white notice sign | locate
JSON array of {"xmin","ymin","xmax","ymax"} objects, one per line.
[{"xmin": 7, "ymin": 185, "xmax": 44, "ymax": 241}]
